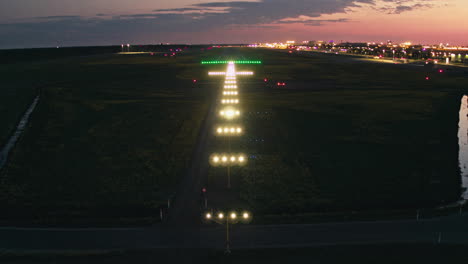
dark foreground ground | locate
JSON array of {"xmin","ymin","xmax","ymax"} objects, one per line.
[
  {"xmin": 2, "ymin": 244, "xmax": 468, "ymax": 264},
  {"xmin": 1, "ymin": 46, "xmax": 468, "ymax": 225}
]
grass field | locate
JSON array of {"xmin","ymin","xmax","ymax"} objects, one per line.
[
  {"xmin": 1, "ymin": 47, "xmax": 468, "ymax": 224},
  {"xmin": 0, "ymin": 47, "xmax": 212, "ymax": 225},
  {"xmin": 204, "ymin": 48, "xmax": 468, "ymax": 222}
]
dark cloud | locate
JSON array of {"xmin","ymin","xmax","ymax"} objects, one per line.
[
  {"xmin": 153, "ymin": 8, "xmax": 204, "ymax": 12},
  {"xmin": 375, "ymin": 0, "xmax": 435, "ymax": 14},
  {"xmin": 276, "ymin": 18, "xmax": 351, "ymax": 26},
  {"xmin": 0, "ymin": 0, "xmax": 440, "ymax": 48},
  {"xmin": 35, "ymin": 15, "xmax": 81, "ymax": 20}
]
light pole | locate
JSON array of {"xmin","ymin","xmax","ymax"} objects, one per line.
[
  {"xmin": 204, "ymin": 210, "xmax": 252, "ymax": 254},
  {"xmin": 210, "ymin": 154, "xmax": 247, "ymax": 189}
]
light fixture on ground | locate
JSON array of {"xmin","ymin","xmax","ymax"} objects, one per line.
[
  {"xmin": 236, "ymin": 72, "xmax": 254, "ymax": 75},
  {"xmin": 208, "ymin": 72, "xmax": 226, "ymax": 76},
  {"xmin": 219, "ymin": 108, "xmax": 240, "ymax": 119},
  {"xmin": 210, "ymin": 154, "xmax": 247, "ymax": 166},
  {"xmin": 221, "ymin": 99, "xmax": 239, "ymax": 104},
  {"xmin": 203, "ymin": 210, "xmax": 252, "ymax": 254},
  {"xmin": 223, "ymin": 91, "xmax": 238, "ymax": 96},
  {"xmin": 215, "ymin": 126, "xmax": 243, "ymax": 136}
]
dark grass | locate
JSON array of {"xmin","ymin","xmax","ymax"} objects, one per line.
[
  {"xmin": 2, "ymin": 244, "xmax": 468, "ymax": 264},
  {"xmin": 2, "ymin": 47, "xmax": 468, "ymax": 225},
  {"xmin": 203, "ymin": 48, "xmax": 468, "ymax": 223},
  {"xmin": 0, "ymin": 48, "xmax": 212, "ymax": 225}
]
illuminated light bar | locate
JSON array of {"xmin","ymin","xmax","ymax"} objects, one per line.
[
  {"xmin": 226, "ymin": 77, "xmax": 236, "ymax": 80},
  {"xmin": 236, "ymin": 72, "xmax": 254, "ymax": 75},
  {"xmin": 224, "ymin": 85, "xmax": 237, "ymax": 89},
  {"xmin": 201, "ymin": 60, "xmax": 262, "ymax": 64},
  {"xmin": 221, "ymin": 99, "xmax": 239, "ymax": 104},
  {"xmin": 210, "ymin": 153, "xmax": 247, "ymax": 166},
  {"xmin": 209, "ymin": 72, "xmax": 226, "ymax": 76},
  {"xmin": 215, "ymin": 126, "xmax": 243, "ymax": 135},
  {"xmin": 220, "ymin": 109, "xmax": 240, "ymax": 119},
  {"xmin": 225, "ymin": 81, "xmax": 237, "ymax": 84},
  {"xmin": 223, "ymin": 91, "xmax": 238, "ymax": 95}
]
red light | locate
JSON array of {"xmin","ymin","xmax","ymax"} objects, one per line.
[
  {"xmin": 439, "ymin": 69, "xmax": 443, "ymax": 73},
  {"xmin": 425, "ymin": 77, "xmax": 430, "ymax": 80},
  {"xmin": 264, "ymin": 78, "xmax": 268, "ymax": 82},
  {"xmin": 193, "ymin": 79, "xmax": 197, "ymax": 83},
  {"xmin": 277, "ymin": 82, "xmax": 281, "ymax": 86},
  {"xmin": 164, "ymin": 54, "xmax": 168, "ymax": 57}
]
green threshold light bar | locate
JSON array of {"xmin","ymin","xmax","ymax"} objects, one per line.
[{"xmin": 201, "ymin": 60, "xmax": 262, "ymax": 64}]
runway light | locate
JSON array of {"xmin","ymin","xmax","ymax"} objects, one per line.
[
  {"xmin": 243, "ymin": 212, "xmax": 249, "ymax": 219},
  {"xmin": 218, "ymin": 213, "xmax": 224, "ymax": 219},
  {"xmin": 210, "ymin": 153, "xmax": 247, "ymax": 166},
  {"xmin": 206, "ymin": 213, "xmax": 212, "ymax": 219},
  {"xmin": 220, "ymin": 108, "xmax": 240, "ymax": 119},
  {"xmin": 230, "ymin": 213, "xmax": 237, "ymax": 219},
  {"xmin": 215, "ymin": 126, "xmax": 243, "ymax": 135},
  {"xmin": 209, "ymin": 72, "xmax": 226, "ymax": 76},
  {"xmin": 213, "ymin": 156, "xmax": 220, "ymax": 163},
  {"xmin": 236, "ymin": 72, "xmax": 254, "ymax": 75},
  {"xmin": 221, "ymin": 99, "xmax": 239, "ymax": 104},
  {"xmin": 201, "ymin": 60, "xmax": 262, "ymax": 64}
]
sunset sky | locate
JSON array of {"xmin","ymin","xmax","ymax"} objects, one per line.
[{"xmin": 0, "ymin": 0, "xmax": 467, "ymax": 49}]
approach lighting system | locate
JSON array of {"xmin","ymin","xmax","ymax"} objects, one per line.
[
  {"xmin": 219, "ymin": 108, "xmax": 240, "ymax": 119},
  {"xmin": 236, "ymin": 72, "xmax": 254, "ymax": 75},
  {"xmin": 221, "ymin": 99, "xmax": 239, "ymax": 104},
  {"xmin": 209, "ymin": 72, "xmax": 226, "ymax": 76},
  {"xmin": 210, "ymin": 154, "xmax": 247, "ymax": 166},
  {"xmin": 215, "ymin": 126, "xmax": 243, "ymax": 136},
  {"xmin": 201, "ymin": 60, "xmax": 262, "ymax": 64}
]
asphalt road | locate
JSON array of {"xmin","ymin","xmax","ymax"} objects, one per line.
[{"xmin": 1, "ymin": 214, "xmax": 468, "ymax": 251}]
